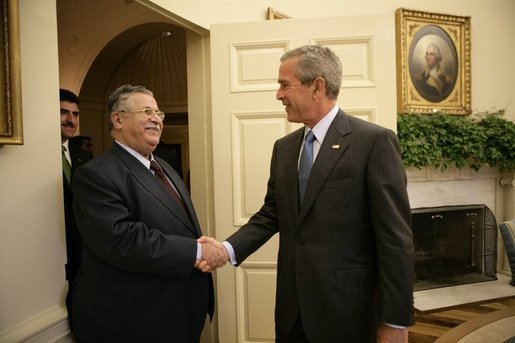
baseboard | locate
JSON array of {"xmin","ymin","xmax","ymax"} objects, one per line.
[{"xmin": 0, "ymin": 306, "xmax": 72, "ymax": 343}]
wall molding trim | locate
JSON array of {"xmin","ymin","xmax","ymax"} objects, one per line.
[{"xmin": 0, "ymin": 307, "xmax": 71, "ymax": 343}]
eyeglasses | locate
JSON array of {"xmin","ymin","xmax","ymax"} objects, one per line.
[{"xmin": 119, "ymin": 109, "xmax": 165, "ymax": 121}]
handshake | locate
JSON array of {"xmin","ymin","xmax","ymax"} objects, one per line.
[{"xmin": 194, "ymin": 236, "xmax": 229, "ymax": 273}]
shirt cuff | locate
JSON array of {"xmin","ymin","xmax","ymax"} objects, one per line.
[
  {"xmin": 384, "ymin": 322, "xmax": 406, "ymax": 329},
  {"xmin": 196, "ymin": 242, "xmax": 202, "ymax": 261},
  {"xmin": 222, "ymin": 241, "xmax": 237, "ymax": 265}
]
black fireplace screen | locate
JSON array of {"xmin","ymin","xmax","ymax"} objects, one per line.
[{"xmin": 412, "ymin": 204, "xmax": 497, "ymax": 291}]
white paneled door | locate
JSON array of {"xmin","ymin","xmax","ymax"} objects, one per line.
[{"xmin": 210, "ymin": 14, "xmax": 396, "ymax": 342}]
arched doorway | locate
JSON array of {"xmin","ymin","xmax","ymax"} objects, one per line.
[
  {"xmin": 56, "ymin": 1, "xmax": 215, "ymax": 341},
  {"xmin": 80, "ymin": 22, "xmax": 189, "ymax": 182},
  {"xmin": 57, "ymin": 0, "xmax": 191, "ymax": 177}
]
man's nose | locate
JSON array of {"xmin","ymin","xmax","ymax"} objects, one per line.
[
  {"xmin": 276, "ymin": 88, "xmax": 283, "ymax": 100},
  {"xmin": 63, "ymin": 112, "xmax": 77, "ymax": 123}
]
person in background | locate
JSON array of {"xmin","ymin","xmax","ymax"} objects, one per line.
[
  {"xmin": 70, "ymin": 84, "xmax": 226, "ymax": 342},
  {"xmin": 69, "ymin": 135, "xmax": 94, "ymax": 155},
  {"xmin": 202, "ymin": 45, "xmax": 415, "ymax": 342},
  {"xmin": 59, "ymin": 88, "xmax": 93, "ymax": 332}
]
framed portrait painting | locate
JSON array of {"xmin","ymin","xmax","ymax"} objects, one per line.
[
  {"xmin": 1, "ymin": 0, "xmax": 23, "ymax": 145},
  {"xmin": 266, "ymin": 7, "xmax": 291, "ymax": 20},
  {"xmin": 395, "ymin": 8, "xmax": 471, "ymax": 115}
]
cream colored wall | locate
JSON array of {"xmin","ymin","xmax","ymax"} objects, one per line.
[
  {"xmin": 0, "ymin": 0, "xmax": 514, "ymax": 341},
  {"xmin": 147, "ymin": 0, "xmax": 515, "ymax": 121},
  {"xmin": 0, "ymin": 0, "xmax": 70, "ymax": 341}
]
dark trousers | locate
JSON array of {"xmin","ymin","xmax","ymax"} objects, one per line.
[{"xmin": 276, "ymin": 313, "xmax": 309, "ymax": 343}]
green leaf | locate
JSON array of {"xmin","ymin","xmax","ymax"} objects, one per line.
[{"xmin": 397, "ymin": 110, "xmax": 515, "ymax": 171}]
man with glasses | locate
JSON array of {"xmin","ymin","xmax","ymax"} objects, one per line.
[
  {"xmin": 59, "ymin": 88, "xmax": 93, "ymax": 333},
  {"xmin": 70, "ymin": 84, "xmax": 226, "ymax": 342}
]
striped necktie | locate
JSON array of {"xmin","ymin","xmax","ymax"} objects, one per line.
[
  {"xmin": 298, "ymin": 130, "xmax": 315, "ymax": 205},
  {"xmin": 150, "ymin": 160, "xmax": 187, "ymax": 212}
]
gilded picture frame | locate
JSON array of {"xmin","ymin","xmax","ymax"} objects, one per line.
[
  {"xmin": 395, "ymin": 8, "xmax": 471, "ymax": 115},
  {"xmin": 266, "ymin": 7, "xmax": 291, "ymax": 20},
  {"xmin": 1, "ymin": 0, "xmax": 23, "ymax": 144}
]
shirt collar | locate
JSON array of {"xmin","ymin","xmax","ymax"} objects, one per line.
[
  {"xmin": 305, "ymin": 104, "xmax": 339, "ymax": 144},
  {"xmin": 115, "ymin": 140, "xmax": 154, "ymax": 169}
]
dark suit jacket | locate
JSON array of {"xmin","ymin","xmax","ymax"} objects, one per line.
[
  {"xmin": 63, "ymin": 142, "xmax": 93, "ymax": 283},
  {"xmin": 71, "ymin": 142, "xmax": 213, "ymax": 343},
  {"xmin": 226, "ymin": 110, "xmax": 414, "ymax": 342},
  {"xmin": 63, "ymin": 142, "xmax": 93, "ymax": 332}
]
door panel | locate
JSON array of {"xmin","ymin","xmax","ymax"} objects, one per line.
[{"xmin": 211, "ymin": 14, "xmax": 396, "ymax": 342}]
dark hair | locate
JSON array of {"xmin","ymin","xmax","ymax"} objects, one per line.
[{"xmin": 59, "ymin": 89, "xmax": 80, "ymax": 105}]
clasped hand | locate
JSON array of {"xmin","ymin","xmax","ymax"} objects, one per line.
[{"xmin": 194, "ymin": 236, "xmax": 229, "ymax": 273}]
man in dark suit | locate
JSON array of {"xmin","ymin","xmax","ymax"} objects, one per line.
[
  {"xmin": 69, "ymin": 135, "xmax": 94, "ymax": 155},
  {"xmin": 59, "ymin": 89, "xmax": 93, "ymax": 331},
  {"xmin": 211, "ymin": 45, "xmax": 415, "ymax": 342},
  {"xmin": 71, "ymin": 85, "xmax": 226, "ymax": 342}
]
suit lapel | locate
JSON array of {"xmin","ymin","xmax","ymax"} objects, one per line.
[
  {"xmin": 111, "ymin": 143, "xmax": 197, "ymax": 235},
  {"xmin": 298, "ymin": 110, "xmax": 351, "ymax": 222},
  {"xmin": 69, "ymin": 142, "xmax": 91, "ymax": 170},
  {"xmin": 159, "ymin": 158, "xmax": 202, "ymax": 237},
  {"xmin": 284, "ymin": 130, "xmax": 304, "ymax": 221}
]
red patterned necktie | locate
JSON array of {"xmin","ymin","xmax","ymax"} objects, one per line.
[{"xmin": 150, "ymin": 160, "xmax": 187, "ymax": 212}]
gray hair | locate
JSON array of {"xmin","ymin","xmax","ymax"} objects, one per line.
[
  {"xmin": 105, "ymin": 84, "xmax": 153, "ymax": 131},
  {"xmin": 280, "ymin": 45, "xmax": 342, "ymax": 100}
]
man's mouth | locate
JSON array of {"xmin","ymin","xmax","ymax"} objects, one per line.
[{"xmin": 145, "ymin": 126, "xmax": 160, "ymax": 133}]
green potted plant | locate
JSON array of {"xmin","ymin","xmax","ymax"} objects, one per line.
[{"xmin": 397, "ymin": 110, "xmax": 515, "ymax": 172}]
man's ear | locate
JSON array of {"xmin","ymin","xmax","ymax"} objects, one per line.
[
  {"xmin": 112, "ymin": 112, "xmax": 123, "ymax": 129},
  {"xmin": 313, "ymin": 77, "xmax": 325, "ymax": 94}
]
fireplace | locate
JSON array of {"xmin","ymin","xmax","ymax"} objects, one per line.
[{"xmin": 412, "ymin": 204, "xmax": 498, "ymax": 291}]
